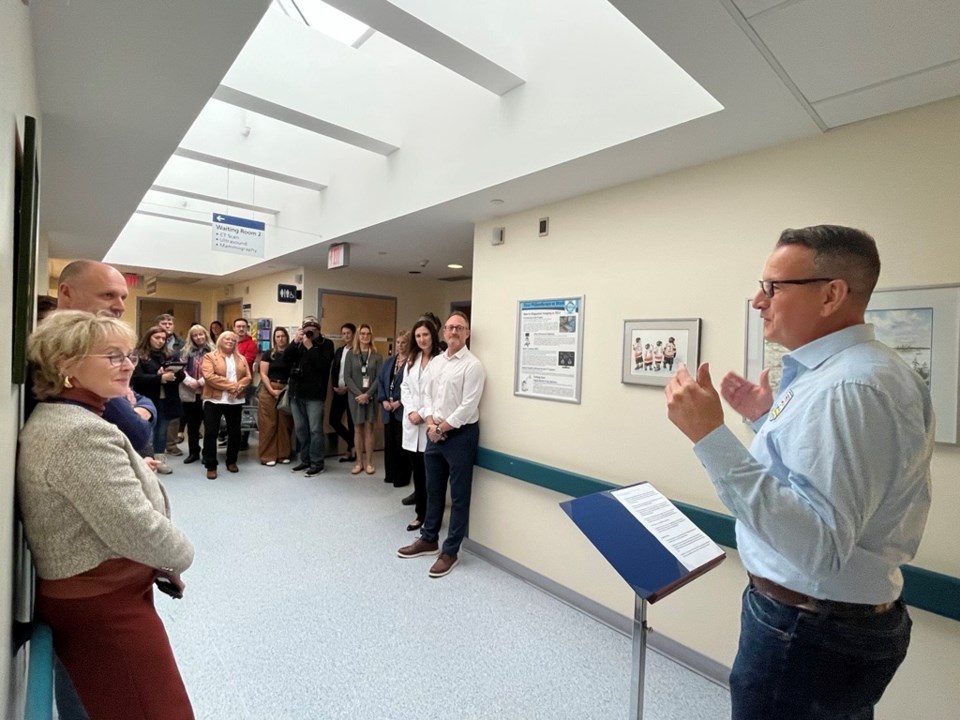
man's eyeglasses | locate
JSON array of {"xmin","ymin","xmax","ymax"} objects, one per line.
[
  {"xmin": 87, "ymin": 350, "xmax": 140, "ymax": 367},
  {"xmin": 444, "ymin": 324, "xmax": 467, "ymax": 332},
  {"xmin": 758, "ymin": 278, "xmax": 833, "ymax": 298}
]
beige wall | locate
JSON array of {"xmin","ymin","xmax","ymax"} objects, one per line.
[
  {"xmin": 303, "ymin": 266, "xmax": 468, "ymax": 340},
  {"xmin": 469, "ymin": 97, "xmax": 960, "ymax": 719},
  {"xmin": 2, "ymin": 1, "xmax": 40, "ymax": 714}
]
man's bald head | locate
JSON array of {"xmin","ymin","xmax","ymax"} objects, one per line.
[{"xmin": 57, "ymin": 260, "xmax": 129, "ymax": 317}]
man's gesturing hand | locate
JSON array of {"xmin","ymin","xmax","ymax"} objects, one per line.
[
  {"xmin": 720, "ymin": 368, "xmax": 773, "ymax": 422},
  {"xmin": 665, "ymin": 363, "xmax": 725, "ymax": 443}
]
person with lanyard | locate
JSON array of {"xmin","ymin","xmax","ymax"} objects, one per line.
[
  {"xmin": 397, "ymin": 311, "xmax": 485, "ymax": 578},
  {"xmin": 665, "ymin": 225, "xmax": 934, "ymax": 720},
  {"xmin": 344, "ymin": 324, "xmax": 383, "ymax": 475},
  {"xmin": 283, "ymin": 318, "xmax": 335, "ymax": 476},
  {"xmin": 377, "ymin": 330, "xmax": 411, "ymax": 488},
  {"xmin": 329, "ymin": 322, "xmax": 357, "ymax": 463},
  {"xmin": 257, "ymin": 326, "xmax": 295, "ymax": 466}
]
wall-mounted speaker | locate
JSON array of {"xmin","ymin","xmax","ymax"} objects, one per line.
[{"xmin": 491, "ymin": 227, "xmax": 505, "ymax": 246}]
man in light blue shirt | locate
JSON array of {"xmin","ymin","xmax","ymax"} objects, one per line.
[{"xmin": 665, "ymin": 225, "xmax": 934, "ymax": 720}]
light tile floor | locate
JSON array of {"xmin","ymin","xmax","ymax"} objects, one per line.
[{"xmin": 154, "ymin": 449, "xmax": 730, "ymax": 720}]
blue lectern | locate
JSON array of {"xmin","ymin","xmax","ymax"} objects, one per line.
[{"xmin": 561, "ymin": 482, "xmax": 726, "ymax": 719}]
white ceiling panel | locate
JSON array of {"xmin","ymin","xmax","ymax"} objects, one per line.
[
  {"xmin": 749, "ymin": 0, "xmax": 960, "ymax": 102},
  {"xmin": 813, "ymin": 62, "xmax": 960, "ymax": 128}
]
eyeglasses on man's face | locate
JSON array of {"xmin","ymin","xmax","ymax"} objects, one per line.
[
  {"xmin": 758, "ymin": 278, "xmax": 833, "ymax": 298},
  {"xmin": 444, "ymin": 324, "xmax": 467, "ymax": 333},
  {"xmin": 87, "ymin": 350, "xmax": 140, "ymax": 367}
]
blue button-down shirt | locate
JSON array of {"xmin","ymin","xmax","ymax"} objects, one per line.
[{"xmin": 693, "ymin": 324, "xmax": 934, "ymax": 603}]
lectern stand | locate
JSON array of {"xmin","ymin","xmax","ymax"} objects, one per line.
[
  {"xmin": 629, "ymin": 595, "xmax": 648, "ymax": 720},
  {"xmin": 561, "ymin": 481, "xmax": 725, "ymax": 719}
]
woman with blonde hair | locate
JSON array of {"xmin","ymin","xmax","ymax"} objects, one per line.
[
  {"xmin": 179, "ymin": 323, "xmax": 214, "ymax": 464},
  {"xmin": 18, "ymin": 310, "xmax": 195, "ymax": 718},
  {"xmin": 200, "ymin": 331, "xmax": 251, "ymax": 479},
  {"xmin": 345, "ymin": 323, "xmax": 383, "ymax": 474}
]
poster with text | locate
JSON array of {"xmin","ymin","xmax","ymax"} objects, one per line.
[{"xmin": 515, "ymin": 296, "xmax": 584, "ymax": 403}]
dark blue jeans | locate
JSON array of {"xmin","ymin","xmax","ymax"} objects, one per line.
[
  {"xmin": 421, "ymin": 422, "xmax": 479, "ymax": 556},
  {"xmin": 730, "ymin": 585, "xmax": 912, "ymax": 720},
  {"xmin": 291, "ymin": 397, "xmax": 326, "ymax": 467}
]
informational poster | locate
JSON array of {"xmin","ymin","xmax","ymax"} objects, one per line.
[{"xmin": 515, "ymin": 296, "xmax": 584, "ymax": 403}]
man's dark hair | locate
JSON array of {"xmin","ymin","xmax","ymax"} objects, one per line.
[
  {"xmin": 155, "ymin": 313, "xmax": 174, "ymax": 323},
  {"xmin": 776, "ymin": 225, "xmax": 880, "ymax": 303},
  {"xmin": 233, "ymin": 317, "xmax": 249, "ymax": 328},
  {"xmin": 340, "ymin": 322, "xmax": 356, "ymax": 334}
]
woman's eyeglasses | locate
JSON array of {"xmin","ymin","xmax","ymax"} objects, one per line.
[{"xmin": 87, "ymin": 350, "xmax": 140, "ymax": 367}]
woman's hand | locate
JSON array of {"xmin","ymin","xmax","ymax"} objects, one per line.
[
  {"xmin": 357, "ymin": 393, "xmax": 369, "ymax": 405},
  {"xmin": 159, "ymin": 572, "xmax": 186, "ymax": 594},
  {"xmin": 161, "ymin": 371, "xmax": 176, "ymax": 383},
  {"xmin": 381, "ymin": 400, "xmax": 392, "ymax": 410}
]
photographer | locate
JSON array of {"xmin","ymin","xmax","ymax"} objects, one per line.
[{"xmin": 283, "ymin": 318, "xmax": 335, "ymax": 477}]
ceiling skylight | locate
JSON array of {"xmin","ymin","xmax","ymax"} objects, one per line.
[{"xmin": 272, "ymin": 0, "xmax": 371, "ymax": 47}]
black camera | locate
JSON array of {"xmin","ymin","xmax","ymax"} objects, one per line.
[{"xmin": 304, "ymin": 329, "xmax": 317, "ymax": 340}]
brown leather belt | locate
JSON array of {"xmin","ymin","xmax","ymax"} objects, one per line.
[{"xmin": 748, "ymin": 574, "xmax": 894, "ymax": 616}]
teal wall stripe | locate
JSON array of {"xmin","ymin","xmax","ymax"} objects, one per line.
[{"xmin": 476, "ymin": 447, "xmax": 960, "ymax": 622}]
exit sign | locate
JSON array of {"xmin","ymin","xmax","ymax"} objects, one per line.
[{"xmin": 328, "ymin": 242, "xmax": 350, "ymax": 269}]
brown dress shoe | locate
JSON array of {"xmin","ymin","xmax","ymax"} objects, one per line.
[
  {"xmin": 206, "ymin": 469, "xmax": 217, "ymax": 480},
  {"xmin": 226, "ymin": 463, "xmax": 239, "ymax": 473},
  {"xmin": 396, "ymin": 538, "xmax": 439, "ymax": 558},
  {"xmin": 429, "ymin": 553, "xmax": 459, "ymax": 578}
]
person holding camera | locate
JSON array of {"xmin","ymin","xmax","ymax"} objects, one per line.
[{"xmin": 283, "ymin": 318, "xmax": 335, "ymax": 477}]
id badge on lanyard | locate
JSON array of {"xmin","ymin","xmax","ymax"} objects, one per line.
[{"xmin": 361, "ymin": 357, "xmax": 370, "ymax": 389}]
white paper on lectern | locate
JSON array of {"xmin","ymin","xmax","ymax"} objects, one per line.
[{"xmin": 612, "ymin": 483, "xmax": 724, "ymax": 572}]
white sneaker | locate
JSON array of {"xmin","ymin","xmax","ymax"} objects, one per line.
[{"xmin": 155, "ymin": 454, "xmax": 173, "ymax": 475}]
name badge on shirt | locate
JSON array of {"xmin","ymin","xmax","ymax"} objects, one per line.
[
  {"xmin": 362, "ymin": 376, "xmax": 370, "ymax": 389},
  {"xmin": 769, "ymin": 389, "xmax": 794, "ymax": 421}
]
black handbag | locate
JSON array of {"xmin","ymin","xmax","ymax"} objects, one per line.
[{"xmin": 276, "ymin": 387, "xmax": 292, "ymax": 415}]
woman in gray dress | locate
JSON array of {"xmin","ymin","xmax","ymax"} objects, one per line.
[{"xmin": 344, "ymin": 323, "xmax": 383, "ymax": 475}]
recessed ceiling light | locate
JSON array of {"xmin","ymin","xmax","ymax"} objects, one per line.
[
  {"xmin": 408, "ymin": 270, "xmax": 421, "ymax": 275},
  {"xmin": 378, "ymin": 251, "xmax": 387, "ymax": 255},
  {"xmin": 490, "ymin": 198, "xmax": 504, "ymax": 205},
  {"xmin": 447, "ymin": 263, "xmax": 463, "ymax": 269}
]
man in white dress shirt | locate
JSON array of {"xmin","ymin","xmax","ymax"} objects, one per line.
[{"xmin": 397, "ymin": 311, "xmax": 485, "ymax": 577}]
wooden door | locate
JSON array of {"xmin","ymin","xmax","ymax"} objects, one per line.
[
  {"xmin": 219, "ymin": 300, "xmax": 243, "ymax": 328},
  {"xmin": 319, "ymin": 291, "xmax": 398, "ymax": 453},
  {"xmin": 137, "ymin": 298, "xmax": 200, "ymax": 340}
]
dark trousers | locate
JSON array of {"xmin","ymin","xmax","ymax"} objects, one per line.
[
  {"xmin": 182, "ymin": 397, "xmax": 204, "ymax": 456},
  {"xmin": 730, "ymin": 585, "xmax": 911, "ymax": 720},
  {"xmin": 407, "ymin": 450, "xmax": 427, "ymax": 522},
  {"xmin": 202, "ymin": 402, "xmax": 242, "ymax": 469},
  {"xmin": 329, "ymin": 391, "xmax": 354, "ymax": 454},
  {"xmin": 383, "ymin": 419, "xmax": 411, "ymax": 486},
  {"xmin": 421, "ymin": 422, "xmax": 479, "ymax": 556}
]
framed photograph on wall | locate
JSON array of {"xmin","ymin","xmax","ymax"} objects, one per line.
[
  {"xmin": 12, "ymin": 115, "xmax": 39, "ymax": 385},
  {"xmin": 622, "ymin": 318, "xmax": 701, "ymax": 387},
  {"xmin": 745, "ymin": 284, "xmax": 960, "ymax": 444}
]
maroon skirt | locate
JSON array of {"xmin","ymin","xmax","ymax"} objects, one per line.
[{"xmin": 37, "ymin": 573, "xmax": 194, "ymax": 720}]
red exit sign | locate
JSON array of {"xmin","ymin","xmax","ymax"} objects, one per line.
[{"xmin": 327, "ymin": 242, "xmax": 350, "ymax": 269}]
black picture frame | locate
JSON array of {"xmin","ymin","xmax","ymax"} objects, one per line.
[{"xmin": 12, "ymin": 115, "xmax": 39, "ymax": 384}]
